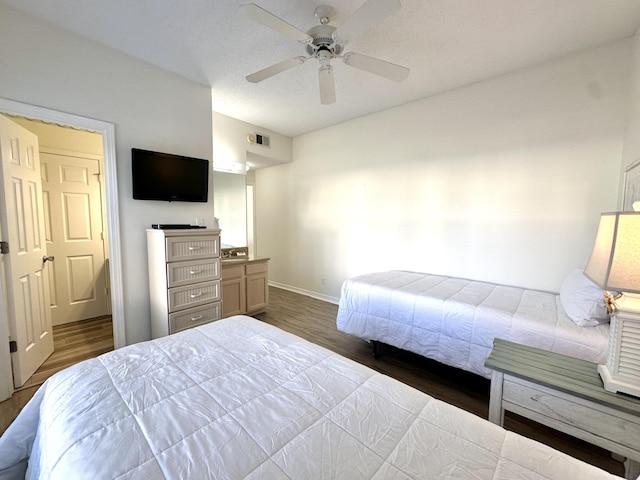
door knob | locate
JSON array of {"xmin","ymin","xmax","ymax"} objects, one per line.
[{"xmin": 42, "ymin": 256, "xmax": 55, "ymax": 263}]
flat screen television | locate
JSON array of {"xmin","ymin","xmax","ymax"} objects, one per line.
[{"xmin": 132, "ymin": 148, "xmax": 209, "ymax": 202}]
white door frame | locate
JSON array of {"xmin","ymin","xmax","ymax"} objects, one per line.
[{"xmin": 0, "ymin": 98, "xmax": 125, "ymax": 398}]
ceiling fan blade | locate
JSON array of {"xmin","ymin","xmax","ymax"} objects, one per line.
[
  {"xmin": 239, "ymin": 4, "xmax": 312, "ymax": 44},
  {"xmin": 343, "ymin": 52, "xmax": 409, "ymax": 82},
  {"xmin": 246, "ymin": 57, "xmax": 306, "ymax": 83},
  {"xmin": 333, "ymin": 0, "xmax": 401, "ymax": 43},
  {"xmin": 318, "ymin": 65, "xmax": 336, "ymax": 105}
]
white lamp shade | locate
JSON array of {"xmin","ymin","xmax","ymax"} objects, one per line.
[{"xmin": 584, "ymin": 212, "xmax": 640, "ymax": 294}]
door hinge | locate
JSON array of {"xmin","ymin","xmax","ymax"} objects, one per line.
[
  {"xmin": 0, "ymin": 241, "xmax": 8, "ymax": 254},
  {"xmin": 9, "ymin": 341, "xmax": 17, "ymax": 353}
]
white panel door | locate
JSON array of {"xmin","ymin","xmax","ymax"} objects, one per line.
[
  {"xmin": 0, "ymin": 114, "xmax": 54, "ymax": 387},
  {"xmin": 40, "ymin": 153, "xmax": 108, "ymax": 325}
]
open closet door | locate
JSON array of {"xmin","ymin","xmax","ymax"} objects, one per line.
[{"xmin": 0, "ymin": 114, "xmax": 54, "ymax": 387}]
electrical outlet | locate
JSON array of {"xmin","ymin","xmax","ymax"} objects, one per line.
[{"xmin": 321, "ymin": 277, "xmax": 326, "ymax": 285}]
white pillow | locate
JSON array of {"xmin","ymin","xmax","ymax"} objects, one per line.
[{"xmin": 560, "ymin": 269, "xmax": 610, "ymax": 327}]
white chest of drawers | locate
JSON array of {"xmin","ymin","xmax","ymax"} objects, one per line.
[{"xmin": 147, "ymin": 228, "xmax": 222, "ymax": 338}]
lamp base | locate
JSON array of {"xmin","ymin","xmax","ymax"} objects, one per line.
[
  {"xmin": 597, "ymin": 293, "xmax": 640, "ymax": 399},
  {"xmin": 598, "ymin": 363, "xmax": 640, "ymax": 398}
]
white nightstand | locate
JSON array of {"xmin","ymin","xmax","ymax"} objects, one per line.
[{"xmin": 485, "ymin": 338, "xmax": 640, "ymax": 480}]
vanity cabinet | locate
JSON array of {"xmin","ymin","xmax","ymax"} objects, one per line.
[
  {"xmin": 221, "ymin": 258, "xmax": 269, "ymax": 317},
  {"xmin": 147, "ymin": 229, "xmax": 222, "ymax": 338}
]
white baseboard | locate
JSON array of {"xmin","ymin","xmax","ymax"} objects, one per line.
[{"xmin": 268, "ymin": 281, "xmax": 340, "ymax": 305}]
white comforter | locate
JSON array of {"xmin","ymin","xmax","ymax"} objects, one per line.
[
  {"xmin": 0, "ymin": 316, "xmax": 621, "ymax": 479},
  {"xmin": 337, "ymin": 271, "xmax": 610, "ymax": 378}
]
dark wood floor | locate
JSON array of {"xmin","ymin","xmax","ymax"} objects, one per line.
[
  {"xmin": 0, "ymin": 288, "xmax": 624, "ymax": 476},
  {"xmin": 21, "ymin": 315, "xmax": 115, "ymax": 390}
]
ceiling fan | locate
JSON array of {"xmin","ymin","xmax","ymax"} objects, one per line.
[{"xmin": 239, "ymin": 0, "xmax": 410, "ymax": 105}]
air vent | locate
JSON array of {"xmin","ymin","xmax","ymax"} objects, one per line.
[
  {"xmin": 256, "ymin": 134, "xmax": 270, "ymax": 147},
  {"xmin": 247, "ymin": 133, "xmax": 270, "ymax": 148}
]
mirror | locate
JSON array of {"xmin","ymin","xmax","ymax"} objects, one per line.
[{"xmin": 213, "ymin": 171, "xmax": 246, "ymax": 248}]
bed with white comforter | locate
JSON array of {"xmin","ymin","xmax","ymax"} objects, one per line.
[
  {"xmin": 0, "ymin": 315, "xmax": 621, "ymax": 479},
  {"xmin": 336, "ymin": 270, "xmax": 610, "ymax": 378}
]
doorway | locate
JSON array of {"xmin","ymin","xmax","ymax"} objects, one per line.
[
  {"xmin": 10, "ymin": 116, "xmax": 111, "ymax": 326},
  {"xmin": 0, "ymin": 97, "xmax": 125, "ymax": 401}
]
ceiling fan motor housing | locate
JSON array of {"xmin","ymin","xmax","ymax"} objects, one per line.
[{"xmin": 305, "ymin": 24, "xmax": 342, "ymax": 57}]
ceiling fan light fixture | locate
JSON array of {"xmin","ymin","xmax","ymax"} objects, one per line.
[{"xmin": 318, "ymin": 64, "xmax": 336, "ymax": 105}]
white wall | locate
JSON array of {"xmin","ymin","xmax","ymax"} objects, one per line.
[
  {"xmin": 212, "ymin": 112, "xmax": 292, "ymax": 248},
  {"xmin": 0, "ymin": 5, "xmax": 214, "ymax": 344},
  {"xmin": 622, "ymin": 30, "xmax": 640, "ymax": 175},
  {"xmin": 257, "ymin": 39, "xmax": 631, "ymax": 301},
  {"xmin": 213, "ymin": 112, "xmax": 292, "ymax": 172}
]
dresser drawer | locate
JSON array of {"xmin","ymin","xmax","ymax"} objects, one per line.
[
  {"xmin": 169, "ymin": 302, "xmax": 221, "ymax": 334},
  {"xmin": 246, "ymin": 261, "xmax": 268, "ymax": 275},
  {"xmin": 166, "ymin": 235, "xmax": 219, "ymax": 262},
  {"xmin": 167, "ymin": 259, "xmax": 220, "ymax": 288},
  {"xmin": 221, "ymin": 264, "xmax": 244, "ymax": 279},
  {"xmin": 168, "ymin": 280, "xmax": 221, "ymax": 312},
  {"xmin": 503, "ymin": 377, "xmax": 640, "ymax": 451}
]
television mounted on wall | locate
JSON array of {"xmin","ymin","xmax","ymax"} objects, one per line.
[{"xmin": 132, "ymin": 148, "xmax": 209, "ymax": 202}]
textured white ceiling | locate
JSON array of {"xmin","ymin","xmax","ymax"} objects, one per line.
[{"xmin": 2, "ymin": 0, "xmax": 640, "ymax": 137}]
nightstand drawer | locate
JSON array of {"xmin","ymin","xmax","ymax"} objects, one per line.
[
  {"xmin": 169, "ymin": 302, "xmax": 221, "ymax": 334},
  {"xmin": 167, "ymin": 259, "xmax": 220, "ymax": 287},
  {"xmin": 168, "ymin": 280, "xmax": 221, "ymax": 312},
  {"xmin": 504, "ymin": 376, "xmax": 640, "ymax": 453},
  {"xmin": 166, "ymin": 235, "xmax": 219, "ymax": 262},
  {"xmin": 486, "ymin": 338, "xmax": 640, "ymax": 478}
]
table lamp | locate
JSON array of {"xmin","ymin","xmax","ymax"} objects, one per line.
[{"xmin": 584, "ymin": 211, "xmax": 640, "ymax": 397}]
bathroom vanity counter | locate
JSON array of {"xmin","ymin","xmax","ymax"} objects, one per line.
[{"xmin": 221, "ymin": 256, "xmax": 270, "ymax": 317}]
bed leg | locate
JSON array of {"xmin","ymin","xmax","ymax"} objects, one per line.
[{"xmin": 371, "ymin": 340, "xmax": 380, "ymax": 359}]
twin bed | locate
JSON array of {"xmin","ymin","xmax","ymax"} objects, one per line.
[
  {"xmin": 336, "ymin": 270, "xmax": 611, "ymax": 378},
  {"xmin": 0, "ymin": 314, "xmax": 623, "ymax": 479}
]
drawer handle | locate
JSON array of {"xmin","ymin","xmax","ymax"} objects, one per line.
[
  {"xmin": 190, "ymin": 315, "xmax": 204, "ymax": 322},
  {"xmin": 188, "ymin": 246, "xmax": 202, "ymax": 251},
  {"xmin": 189, "ymin": 269, "xmax": 201, "ymax": 275},
  {"xmin": 190, "ymin": 292, "xmax": 203, "ymax": 299}
]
